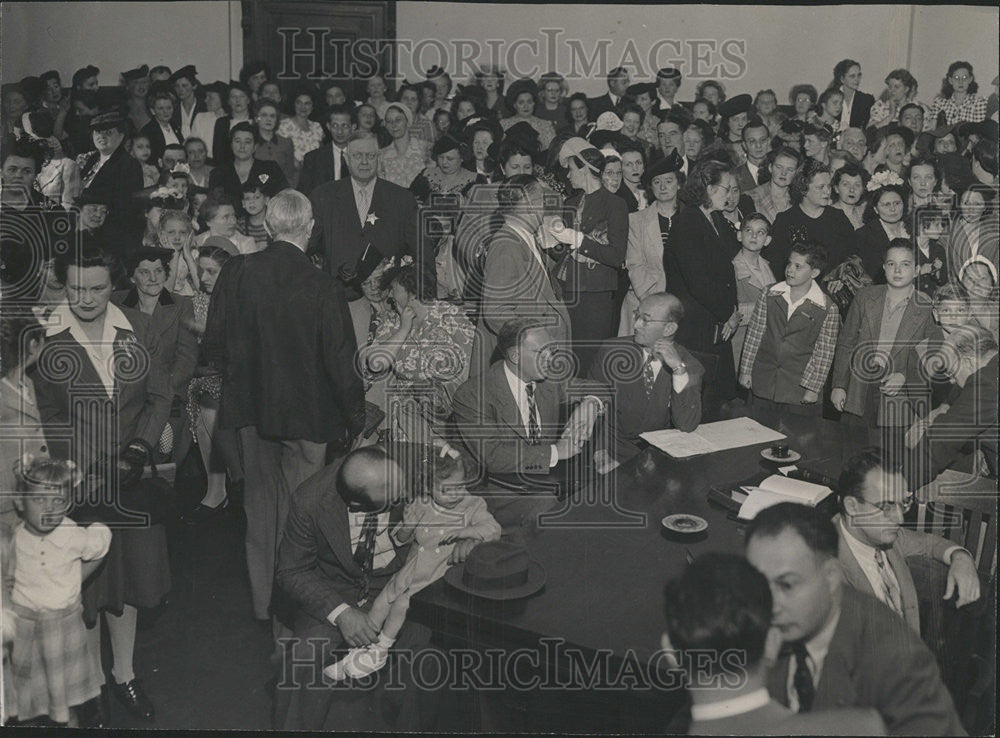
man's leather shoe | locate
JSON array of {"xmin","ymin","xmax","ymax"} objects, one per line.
[{"xmin": 111, "ymin": 679, "xmax": 155, "ymax": 721}]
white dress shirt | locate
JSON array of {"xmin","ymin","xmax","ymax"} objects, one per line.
[
  {"xmin": 327, "ymin": 510, "xmax": 394, "ymax": 625},
  {"xmin": 839, "ymin": 88, "xmax": 854, "ymax": 130},
  {"xmin": 352, "ymin": 178, "xmax": 377, "ymax": 225},
  {"xmin": 178, "ymin": 100, "xmax": 198, "ymax": 139},
  {"xmin": 332, "ymin": 143, "xmax": 348, "ymax": 181},
  {"xmin": 786, "ymin": 605, "xmax": 841, "ymax": 712},
  {"xmin": 839, "ymin": 518, "xmax": 904, "ymax": 612},
  {"xmin": 45, "ymin": 301, "xmax": 135, "ymax": 398},
  {"xmin": 503, "ymin": 362, "xmax": 559, "ymax": 468}
]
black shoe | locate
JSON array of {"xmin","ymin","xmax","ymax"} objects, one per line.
[
  {"xmin": 75, "ymin": 695, "xmax": 106, "ymax": 728},
  {"xmin": 182, "ymin": 497, "xmax": 229, "ymax": 526},
  {"xmin": 111, "ymin": 678, "xmax": 155, "ymax": 721}
]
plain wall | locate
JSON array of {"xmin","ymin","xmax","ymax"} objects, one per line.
[
  {"xmin": 395, "ymin": 3, "xmax": 998, "ymax": 101},
  {"xmin": 1, "ymin": 1, "xmax": 243, "ymax": 86}
]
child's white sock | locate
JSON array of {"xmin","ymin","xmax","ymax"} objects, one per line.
[{"xmin": 377, "ymin": 633, "xmax": 395, "ymax": 649}]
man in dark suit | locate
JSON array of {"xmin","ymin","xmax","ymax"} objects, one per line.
[
  {"xmin": 835, "ymin": 448, "xmax": 980, "ymax": 634},
  {"xmin": 308, "ymin": 132, "xmax": 433, "ymax": 299},
  {"xmin": 663, "ymin": 553, "xmax": 885, "ymax": 736},
  {"xmin": 734, "ymin": 117, "xmax": 772, "ymax": 193},
  {"xmin": 297, "ymin": 103, "xmax": 356, "ymax": 196},
  {"xmin": 273, "ymin": 444, "xmax": 437, "ymax": 730},
  {"xmin": 589, "ymin": 293, "xmax": 703, "ymax": 464},
  {"xmin": 588, "ymin": 66, "xmax": 630, "ymax": 122},
  {"xmin": 76, "ymin": 110, "xmax": 144, "ymax": 258},
  {"xmin": 906, "ymin": 323, "xmax": 999, "ymax": 486},
  {"xmin": 454, "ymin": 317, "xmax": 604, "ymax": 479},
  {"xmin": 746, "ymin": 503, "xmax": 964, "ymax": 736},
  {"xmin": 204, "ymin": 189, "xmax": 365, "ymax": 622}
]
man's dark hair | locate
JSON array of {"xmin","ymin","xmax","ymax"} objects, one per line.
[
  {"xmin": 496, "ymin": 317, "xmax": 546, "ymax": 360},
  {"xmin": 661, "ymin": 110, "xmax": 691, "ymax": 133},
  {"xmin": 837, "ymin": 447, "xmax": 903, "ymax": 508},
  {"xmin": 326, "ymin": 103, "xmax": 356, "ymax": 124},
  {"xmin": 746, "ymin": 502, "xmax": 839, "ymax": 559},
  {"xmin": 885, "ymin": 238, "xmax": 915, "ymax": 260},
  {"xmin": 53, "ymin": 246, "xmax": 116, "ymax": 285},
  {"xmin": 789, "ymin": 240, "xmax": 828, "ymax": 273},
  {"xmin": 899, "ymin": 102, "xmax": 923, "ymax": 120},
  {"xmin": 1, "ymin": 136, "xmax": 46, "ymax": 172},
  {"xmin": 740, "ymin": 211, "xmax": 772, "ymax": 233},
  {"xmin": 741, "ymin": 116, "xmax": 770, "ymax": 141},
  {"xmin": 663, "ymin": 553, "xmax": 772, "ymax": 674}
]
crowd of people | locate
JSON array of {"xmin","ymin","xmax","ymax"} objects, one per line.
[{"xmin": 0, "ymin": 50, "xmax": 997, "ymax": 732}]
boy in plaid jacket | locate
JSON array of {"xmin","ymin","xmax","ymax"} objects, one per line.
[{"xmin": 739, "ymin": 241, "xmax": 840, "ymax": 416}]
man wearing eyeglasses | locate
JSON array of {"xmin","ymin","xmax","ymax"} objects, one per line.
[{"xmin": 834, "ymin": 448, "xmax": 981, "ymax": 634}]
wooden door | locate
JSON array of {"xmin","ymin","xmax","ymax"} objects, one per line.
[{"xmin": 242, "ymin": 1, "xmax": 395, "ymax": 99}]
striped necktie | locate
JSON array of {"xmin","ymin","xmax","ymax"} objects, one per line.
[
  {"xmin": 874, "ymin": 548, "xmax": 903, "ymax": 615},
  {"xmin": 525, "ymin": 382, "xmax": 541, "ymax": 445},
  {"xmin": 353, "ymin": 512, "xmax": 378, "ymax": 605},
  {"xmin": 643, "ymin": 352, "xmax": 656, "ymax": 397}
]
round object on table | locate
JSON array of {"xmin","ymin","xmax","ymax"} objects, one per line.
[
  {"xmin": 761, "ymin": 448, "xmax": 801, "ymax": 463},
  {"xmin": 661, "ymin": 514, "xmax": 708, "ymax": 542}
]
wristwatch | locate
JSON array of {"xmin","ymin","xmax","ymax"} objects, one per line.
[{"xmin": 673, "ymin": 362, "xmax": 688, "ymax": 375}]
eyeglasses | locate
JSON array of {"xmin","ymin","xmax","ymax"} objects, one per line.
[
  {"xmin": 859, "ymin": 495, "xmax": 915, "ymax": 516},
  {"xmin": 950, "ymin": 74, "xmax": 971, "ymax": 81},
  {"xmin": 633, "ymin": 311, "xmax": 668, "ymax": 326}
]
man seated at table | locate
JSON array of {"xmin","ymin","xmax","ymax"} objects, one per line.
[
  {"xmin": 835, "ymin": 448, "xmax": 980, "ymax": 635},
  {"xmin": 272, "ymin": 444, "xmax": 438, "ymax": 731},
  {"xmin": 662, "ymin": 553, "xmax": 885, "ymax": 735},
  {"xmin": 452, "ymin": 318, "xmax": 605, "ymax": 509},
  {"xmin": 746, "ymin": 502, "xmax": 965, "ymax": 736},
  {"xmin": 904, "ymin": 324, "xmax": 999, "ymax": 488},
  {"xmin": 588, "ymin": 292, "xmax": 703, "ymax": 465}
]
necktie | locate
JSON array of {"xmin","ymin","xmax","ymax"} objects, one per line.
[
  {"xmin": 353, "ymin": 512, "xmax": 379, "ymax": 605},
  {"xmin": 525, "ymin": 382, "xmax": 541, "ymax": 445},
  {"xmin": 338, "ymin": 149, "xmax": 348, "ymax": 180},
  {"xmin": 357, "ymin": 185, "xmax": 370, "ymax": 226},
  {"xmin": 874, "ymin": 548, "xmax": 903, "ymax": 615},
  {"xmin": 643, "ymin": 352, "xmax": 656, "ymax": 397},
  {"xmin": 791, "ymin": 641, "xmax": 815, "ymax": 712}
]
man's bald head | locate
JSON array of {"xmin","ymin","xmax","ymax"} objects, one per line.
[
  {"xmin": 337, "ymin": 445, "xmax": 401, "ymax": 512},
  {"xmin": 642, "ymin": 292, "xmax": 684, "ymax": 323}
]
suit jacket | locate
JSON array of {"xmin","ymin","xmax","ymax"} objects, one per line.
[
  {"xmin": 766, "ymin": 587, "xmax": 963, "ymax": 736},
  {"xmin": 472, "ymin": 222, "xmax": 571, "ymax": 378},
  {"xmin": 854, "ymin": 220, "xmax": 894, "ymax": 284},
  {"xmin": 588, "ymin": 337, "xmax": 703, "ymax": 459},
  {"xmin": 614, "ymin": 182, "xmax": 640, "ymax": 213},
  {"xmin": 171, "ymin": 97, "xmax": 208, "ymax": 139},
  {"xmin": 78, "ymin": 143, "xmax": 144, "ymax": 254},
  {"xmin": 913, "ymin": 353, "xmax": 999, "ymax": 486},
  {"xmin": 32, "ymin": 306, "xmax": 171, "ymax": 475},
  {"xmin": 139, "ymin": 118, "xmax": 184, "ymax": 164},
  {"xmin": 207, "ymin": 158, "xmax": 288, "ymax": 203},
  {"xmin": 846, "ymin": 91, "xmax": 876, "ymax": 129},
  {"xmin": 689, "ymin": 700, "xmax": 885, "ymax": 736},
  {"xmin": 202, "ymin": 240, "xmax": 364, "ymax": 444},
  {"xmin": 297, "ymin": 143, "xmax": 348, "ymax": 196},
  {"xmin": 454, "ymin": 361, "xmax": 599, "ymax": 475},
  {"xmin": 308, "ymin": 176, "xmax": 432, "ymax": 298},
  {"xmin": 734, "ymin": 161, "xmax": 768, "ymax": 192},
  {"xmin": 625, "ymin": 204, "xmax": 668, "ymax": 304},
  {"xmin": 275, "ymin": 455, "xmax": 406, "ymax": 625},
  {"xmin": 834, "ymin": 513, "xmax": 955, "ymax": 633},
  {"xmin": 587, "ymin": 92, "xmax": 620, "ymax": 122},
  {"xmin": 832, "ymin": 285, "xmax": 940, "ymax": 422},
  {"xmin": 663, "ymin": 206, "xmax": 737, "ymax": 353},
  {"xmin": 113, "ymin": 288, "xmax": 197, "ymax": 405}
]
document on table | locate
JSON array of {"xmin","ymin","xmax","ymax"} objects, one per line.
[
  {"xmin": 640, "ymin": 418, "xmax": 786, "ymax": 458},
  {"xmin": 737, "ymin": 474, "xmax": 833, "ymax": 520}
]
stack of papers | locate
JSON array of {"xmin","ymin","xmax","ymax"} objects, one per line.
[
  {"xmin": 737, "ymin": 475, "xmax": 833, "ymax": 520},
  {"xmin": 640, "ymin": 418, "xmax": 786, "ymax": 458}
]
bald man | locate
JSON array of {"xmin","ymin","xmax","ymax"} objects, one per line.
[
  {"xmin": 274, "ymin": 443, "xmax": 435, "ymax": 729},
  {"xmin": 589, "ymin": 292, "xmax": 703, "ymax": 463},
  {"xmin": 840, "ymin": 127, "xmax": 868, "ymax": 166}
]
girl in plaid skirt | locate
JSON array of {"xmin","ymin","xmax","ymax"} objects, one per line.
[{"xmin": 2, "ymin": 457, "xmax": 111, "ymax": 725}]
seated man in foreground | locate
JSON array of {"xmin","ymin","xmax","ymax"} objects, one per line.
[
  {"xmin": 589, "ymin": 292, "xmax": 702, "ymax": 465},
  {"xmin": 745, "ymin": 503, "xmax": 965, "ymax": 736},
  {"xmin": 662, "ymin": 552, "xmax": 885, "ymax": 735}
]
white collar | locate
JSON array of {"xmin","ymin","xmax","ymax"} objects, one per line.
[
  {"xmin": 18, "ymin": 517, "xmax": 78, "ymax": 548},
  {"xmin": 769, "ymin": 279, "xmax": 826, "ymax": 308},
  {"xmin": 503, "ymin": 361, "xmax": 531, "ymax": 397},
  {"xmin": 838, "ymin": 516, "xmax": 883, "ymax": 566},
  {"xmin": 690, "ymin": 688, "xmax": 771, "ymax": 722},
  {"xmin": 45, "ymin": 300, "xmax": 133, "ymax": 338}
]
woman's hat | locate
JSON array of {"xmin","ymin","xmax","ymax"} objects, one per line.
[
  {"xmin": 384, "ymin": 101, "xmax": 413, "ymax": 128},
  {"xmin": 89, "ymin": 110, "xmax": 125, "ymax": 132},
  {"xmin": 504, "ymin": 78, "xmax": 538, "ymax": 110},
  {"xmin": 169, "ymin": 65, "xmax": 199, "ymax": 85},
  {"xmin": 202, "ymin": 235, "xmax": 239, "ymax": 256},
  {"xmin": 718, "ymin": 93, "xmax": 753, "ymax": 119},
  {"xmin": 869, "ymin": 122, "xmax": 915, "ymax": 152},
  {"xmin": 76, "ymin": 188, "xmax": 112, "ymax": 207},
  {"xmin": 202, "ymin": 81, "xmax": 229, "ymax": 98},
  {"xmin": 643, "ymin": 149, "xmax": 685, "ymax": 186},
  {"xmin": 444, "ymin": 541, "xmax": 546, "ymax": 600},
  {"xmin": 595, "ymin": 111, "xmax": 624, "ymax": 132},
  {"xmin": 626, "ymin": 82, "xmax": 657, "ymax": 99},
  {"xmin": 460, "ymin": 117, "xmax": 501, "ymax": 147},
  {"xmin": 656, "ymin": 67, "xmax": 681, "ymax": 81},
  {"xmin": 121, "ymin": 64, "xmax": 149, "ymax": 83},
  {"xmin": 957, "ymin": 119, "xmax": 999, "ymax": 144},
  {"xmin": 502, "ymin": 121, "xmax": 541, "ymax": 152},
  {"xmin": 72, "ymin": 65, "xmax": 100, "ymax": 89},
  {"xmin": 558, "ymin": 136, "xmax": 598, "ymax": 167},
  {"xmin": 431, "ymin": 133, "xmax": 464, "ymax": 159}
]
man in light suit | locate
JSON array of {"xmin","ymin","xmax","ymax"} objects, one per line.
[
  {"xmin": 470, "ymin": 174, "xmax": 570, "ymax": 377},
  {"xmin": 746, "ymin": 503, "xmax": 965, "ymax": 736},
  {"xmin": 308, "ymin": 132, "xmax": 433, "ymax": 300},
  {"xmin": 835, "ymin": 448, "xmax": 980, "ymax": 634},
  {"xmin": 662, "ymin": 553, "xmax": 885, "ymax": 736}
]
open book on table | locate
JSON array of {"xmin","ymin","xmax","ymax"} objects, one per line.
[
  {"xmin": 639, "ymin": 418, "xmax": 786, "ymax": 458},
  {"xmin": 736, "ymin": 474, "xmax": 834, "ymax": 520}
]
